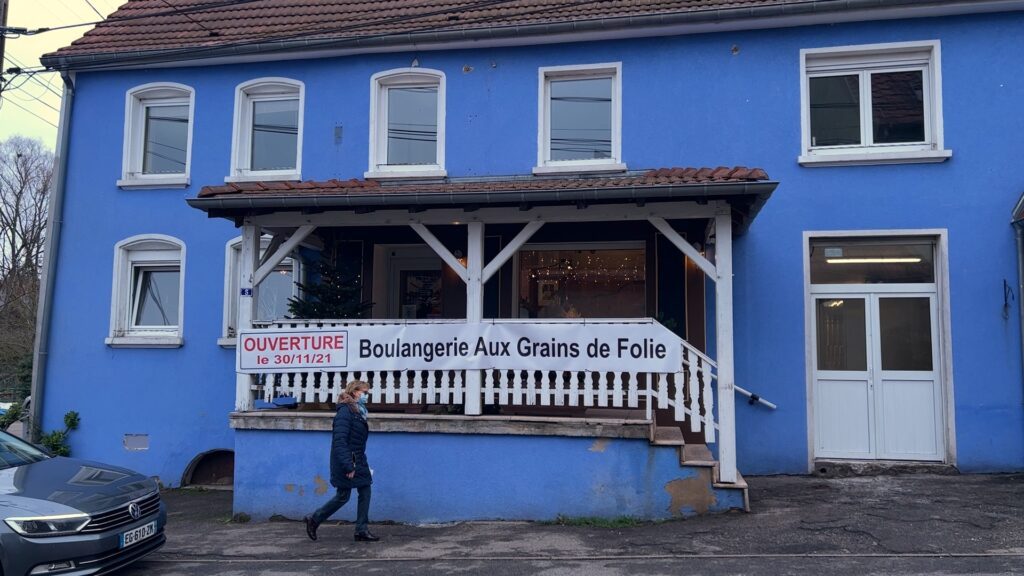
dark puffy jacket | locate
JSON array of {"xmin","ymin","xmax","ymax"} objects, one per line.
[{"xmin": 328, "ymin": 400, "xmax": 371, "ymax": 489}]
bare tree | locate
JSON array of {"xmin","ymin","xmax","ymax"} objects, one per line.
[{"xmin": 0, "ymin": 136, "xmax": 53, "ymax": 402}]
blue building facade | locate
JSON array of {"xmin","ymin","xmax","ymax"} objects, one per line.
[{"xmin": 33, "ymin": 2, "xmax": 1024, "ymax": 520}]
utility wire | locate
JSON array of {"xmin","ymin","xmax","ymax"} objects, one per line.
[
  {"xmin": 4, "ymin": 55, "xmax": 63, "ymax": 97},
  {"xmin": 81, "ymin": 0, "xmax": 105, "ymax": 19},
  {"xmin": 0, "ymin": 96, "xmax": 57, "ymax": 127}
]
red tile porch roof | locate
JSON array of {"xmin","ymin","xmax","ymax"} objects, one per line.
[
  {"xmin": 189, "ymin": 167, "xmax": 777, "ymax": 233},
  {"xmin": 198, "ymin": 167, "xmax": 769, "ymax": 199}
]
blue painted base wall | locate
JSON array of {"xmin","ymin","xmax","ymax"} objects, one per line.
[{"xmin": 233, "ymin": 430, "xmax": 744, "ymax": 522}]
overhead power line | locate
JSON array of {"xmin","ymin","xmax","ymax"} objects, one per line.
[
  {"xmin": 0, "ymin": 96, "xmax": 58, "ymax": 127},
  {"xmin": 81, "ymin": 0, "xmax": 105, "ymax": 19}
]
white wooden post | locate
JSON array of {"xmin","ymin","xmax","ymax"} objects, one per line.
[
  {"xmin": 714, "ymin": 210, "xmax": 738, "ymax": 483},
  {"xmin": 464, "ymin": 222, "xmax": 484, "ymax": 415},
  {"xmin": 236, "ymin": 223, "xmax": 260, "ymax": 411}
]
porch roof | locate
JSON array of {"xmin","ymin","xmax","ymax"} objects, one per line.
[{"xmin": 188, "ymin": 167, "xmax": 777, "ymax": 233}]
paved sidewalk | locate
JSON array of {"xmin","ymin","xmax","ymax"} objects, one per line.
[{"xmin": 121, "ymin": 474, "xmax": 1024, "ymax": 575}]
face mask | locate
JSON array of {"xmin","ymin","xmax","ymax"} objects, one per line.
[{"xmin": 358, "ymin": 395, "xmax": 368, "ymax": 406}]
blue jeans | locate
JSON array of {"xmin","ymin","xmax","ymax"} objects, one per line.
[{"xmin": 311, "ymin": 485, "xmax": 371, "ymax": 533}]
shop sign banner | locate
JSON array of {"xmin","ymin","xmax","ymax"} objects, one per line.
[{"xmin": 237, "ymin": 322, "xmax": 682, "ymax": 374}]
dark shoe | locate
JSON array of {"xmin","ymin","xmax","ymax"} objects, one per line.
[
  {"xmin": 354, "ymin": 531, "xmax": 380, "ymax": 542},
  {"xmin": 304, "ymin": 516, "xmax": 318, "ymax": 541}
]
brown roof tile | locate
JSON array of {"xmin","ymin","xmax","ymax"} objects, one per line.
[
  {"xmin": 197, "ymin": 166, "xmax": 769, "ymax": 199},
  {"xmin": 46, "ymin": 0, "xmax": 809, "ymax": 62}
]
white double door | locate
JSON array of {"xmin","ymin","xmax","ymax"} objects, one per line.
[{"xmin": 813, "ymin": 291, "xmax": 944, "ymax": 461}]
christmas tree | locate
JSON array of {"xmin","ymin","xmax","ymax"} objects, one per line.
[{"xmin": 288, "ymin": 257, "xmax": 373, "ymax": 319}]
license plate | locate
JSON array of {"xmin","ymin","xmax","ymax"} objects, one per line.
[{"xmin": 119, "ymin": 521, "xmax": 156, "ymax": 548}]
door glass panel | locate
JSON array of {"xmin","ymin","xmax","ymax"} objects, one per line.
[
  {"xmin": 810, "ymin": 238, "xmax": 935, "ymax": 284},
  {"xmin": 879, "ymin": 297, "xmax": 933, "ymax": 371},
  {"xmin": 399, "ymin": 269, "xmax": 443, "ymax": 319},
  {"xmin": 816, "ymin": 298, "xmax": 867, "ymax": 371}
]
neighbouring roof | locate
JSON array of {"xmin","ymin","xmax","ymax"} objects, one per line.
[
  {"xmin": 188, "ymin": 167, "xmax": 778, "ymax": 233},
  {"xmin": 42, "ymin": 0, "xmax": 1009, "ymax": 70}
]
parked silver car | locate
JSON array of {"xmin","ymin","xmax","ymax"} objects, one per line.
[{"xmin": 0, "ymin": 430, "xmax": 166, "ymax": 575}]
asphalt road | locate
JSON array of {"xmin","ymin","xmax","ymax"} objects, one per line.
[{"xmin": 117, "ymin": 473, "xmax": 1024, "ymax": 575}]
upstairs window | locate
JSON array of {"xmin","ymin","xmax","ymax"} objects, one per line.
[
  {"xmin": 107, "ymin": 235, "xmax": 185, "ymax": 348},
  {"xmin": 230, "ymin": 78, "xmax": 303, "ymax": 181},
  {"xmin": 800, "ymin": 41, "xmax": 950, "ymax": 166},
  {"xmin": 119, "ymin": 83, "xmax": 193, "ymax": 188},
  {"xmin": 535, "ymin": 63, "xmax": 624, "ymax": 175},
  {"xmin": 367, "ymin": 69, "xmax": 446, "ymax": 178}
]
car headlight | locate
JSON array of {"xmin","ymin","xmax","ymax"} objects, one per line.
[{"xmin": 4, "ymin": 513, "xmax": 90, "ymax": 537}]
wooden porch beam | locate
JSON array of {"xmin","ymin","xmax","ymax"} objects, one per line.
[
  {"xmin": 258, "ymin": 233, "xmax": 285, "ymax": 269},
  {"xmin": 249, "ymin": 202, "xmax": 719, "ymax": 228},
  {"xmin": 482, "ymin": 221, "xmax": 544, "ymax": 284},
  {"xmin": 409, "ymin": 222, "xmax": 469, "ymax": 283},
  {"xmin": 648, "ymin": 217, "xmax": 717, "ymax": 280},
  {"xmin": 253, "ymin": 225, "xmax": 316, "ymax": 286}
]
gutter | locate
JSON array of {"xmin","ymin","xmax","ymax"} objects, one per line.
[
  {"xmin": 1015, "ymin": 218, "xmax": 1024, "ymax": 403},
  {"xmin": 28, "ymin": 73, "xmax": 73, "ymax": 441},
  {"xmin": 41, "ymin": 0, "xmax": 1024, "ymax": 71}
]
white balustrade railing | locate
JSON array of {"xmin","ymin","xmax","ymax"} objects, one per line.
[{"xmin": 247, "ymin": 319, "xmax": 718, "ymax": 443}]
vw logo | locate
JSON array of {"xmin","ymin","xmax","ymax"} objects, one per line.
[{"xmin": 128, "ymin": 502, "xmax": 142, "ymax": 520}]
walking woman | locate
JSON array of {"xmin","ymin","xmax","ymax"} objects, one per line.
[{"xmin": 304, "ymin": 380, "xmax": 380, "ymax": 542}]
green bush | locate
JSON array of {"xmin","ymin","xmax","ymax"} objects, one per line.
[{"xmin": 39, "ymin": 411, "xmax": 80, "ymax": 456}]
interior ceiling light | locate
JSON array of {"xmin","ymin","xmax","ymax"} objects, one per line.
[{"xmin": 825, "ymin": 257, "xmax": 922, "ymax": 264}]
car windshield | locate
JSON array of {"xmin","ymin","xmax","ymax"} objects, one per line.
[{"xmin": 0, "ymin": 430, "xmax": 50, "ymax": 469}]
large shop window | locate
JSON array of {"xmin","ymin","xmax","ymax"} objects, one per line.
[
  {"xmin": 107, "ymin": 235, "xmax": 185, "ymax": 348},
  {"xmin": 229, "ymin": 78, "xmax": 303, "ymax": 181},
  {"xmin": 800, "ymin": 41, "xmax": 950, "ymax": 166},
  {"xmin": 535, "ymin": 63, "xmax": 624, "ymax": 175},
  {"xmin": 119, "ymin": 83, "xmax": 194, "ymax": 188},
  {"xmin": 221, "ymin": 236, "xmax": 301, "ymax": 345},
  {"xmin": 516, "ymin": 245, "xmax": 645, "ymax": 319},
  {"xmin": 367, "ymin": 69, "xmax": 446, "ymax": 179}
]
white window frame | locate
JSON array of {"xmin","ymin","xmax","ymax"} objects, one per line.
[
  {"xmin": 799, "ymin": 40, "xmax": 952, "ymax": 167},
  {"xmin": 366, "ymin": 68, "xmax": 447, "ymax": 179},
  {"xmin": 219, "ymin": 236, "xmax": 302, "ymax": 347},
  {"xmin": 118, "ymin": 83, "xmax": 194, "ymax": 189},
  {"xmin": 228, "ymin": 78, "xmax": 304, "ymax": 182},
  {"xmin": 534, "ymin": 62, "xmax": 625, "ymax": 175},
  {"xmin": 107, "ymin": 234, "xmax": 185, "ymax": 348}
]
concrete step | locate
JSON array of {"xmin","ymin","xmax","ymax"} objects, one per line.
[
  {"xmin": 651, "ymin": 425, "xmax": 686, "ymax": 446},
  {"xmin": 679, "ymin": 444, "xmax": 716, "ymax": 467},
  {"xmin": 583, "ymin": 408, "xmax": 648, "ymax": 420}
]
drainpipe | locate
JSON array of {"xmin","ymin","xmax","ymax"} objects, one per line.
[
  {"xmin": 1016, "ymin": 222, "xmax": 1024, "ymax": 403},
  {"xmin": 28, "ymin": 72, "xmax": 74, "ymax": 442}
]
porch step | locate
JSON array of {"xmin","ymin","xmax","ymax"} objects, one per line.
[
  {"xmin": 679, "ymin": 444, "xmax": 716, "ymax": 467},
  {"xmin": 651, "ymin": 425, "xmax": 686, "ymax": 446},
  {"xmin": 584, "ymin": 408, "xmax": 648, "ymax": 420}
]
